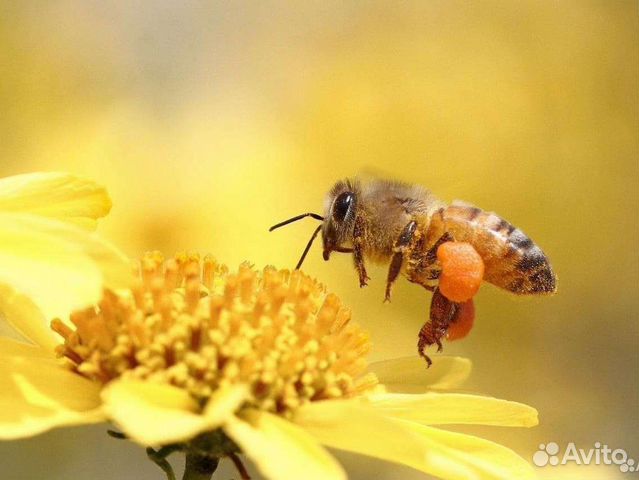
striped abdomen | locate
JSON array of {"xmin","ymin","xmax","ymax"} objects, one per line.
[{"xmin": 426, "ymin": 204, "xmax": 557, "ymax": 294}]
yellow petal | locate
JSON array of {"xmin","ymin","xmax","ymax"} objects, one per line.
[
  {"xmin": 225, "ymin": 409, "xmax": 346, "ymax": 480},
  {"xmin": 203, "ymin": 383, "xmax": 249, "ymax": 425},
  {"xmin": 294, "ymin": 399, "xmax": 535, "ymax": 479},
  {"xmin": 0, "ymin": 283, "xmax": 58, "ymax": 351},
  {"xmin": 400, "ymin": 421, "xmax": 538, "ymax": 480},
  {"xmin": 0, "ymin": 338, "xmax": 103, "ymax": 439},
  {"xmin": 0, "ymin": 336, "xmax": 54, "ymax": 360},
  {"xmin": 369, "ymin": 355, "xmax": 472, "ymax": 392},
  {"xmin": 101, "ymin": 380, "xmax": 236, "ymax": 446},
  {"xmin": 367, "ymin": 392, "xmax": 538, "ymax": 427},
  {"xmin": 294, "ymin": 399, "xmax": 431, "ymax": 474},
  {"xmin": 0, "ymin": 213, "xmax": 132, "ymax": 323},
  {"xmin": 0, "ymin": 172, "xmax": 111, "ymax": 230}
]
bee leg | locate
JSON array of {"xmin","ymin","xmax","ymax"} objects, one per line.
[
  {"xmin": 422, "ymin": 232, "xmax": 454, "ymax": 267},
  {"xmin": 405, "ymin": 232, "xmax": 454, "ymax": 292},
  {"xmin": 417, "ymin": 288, "xmax": 460, "ymax": 366},
  {"xmin": 385, "ymin": 220, "xmax": 418, "ymax": 302},
  {"xmin": 353, "ymin": 215, "xmax": 370, "ymax": 287}
]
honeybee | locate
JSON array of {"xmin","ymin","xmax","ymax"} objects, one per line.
[{"xmin": 270, "ymin": 178, "xmax": 556, "ymax": 365}]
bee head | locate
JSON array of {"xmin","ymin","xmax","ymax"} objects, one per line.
[
  {"xmin": 268, "ymin": 178, "xmax": 360, "ymax": 270},
  {"xmin": 322, "ymin": 179, "xmax": 360, "ymax": 261}
]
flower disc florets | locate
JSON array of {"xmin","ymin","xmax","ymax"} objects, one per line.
[{"xmin": 52, "ymin": 253, "xmax": 377, "ymax": 415}]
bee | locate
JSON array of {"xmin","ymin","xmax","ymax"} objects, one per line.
[{"xmin": 270, "ymin": 178, "xmax": 557, "ymax": 365}]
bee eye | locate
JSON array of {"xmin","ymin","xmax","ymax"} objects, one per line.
[{"xmin": 333, "ymin": 192, "xmax": 354, "ymax": 221}]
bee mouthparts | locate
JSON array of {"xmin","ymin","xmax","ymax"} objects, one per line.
[{"xmin": 323, "ymin": 250, "xmax": 330, "ymax": 261}]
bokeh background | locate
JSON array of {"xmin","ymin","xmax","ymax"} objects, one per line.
[{"xmin": 1, "ymin": 1, "xmax": 637, "ymax": 479}]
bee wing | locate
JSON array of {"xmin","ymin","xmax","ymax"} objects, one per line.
[
  {"xmin": 355, "ymin": 166, "xmax": 396, "ymax": 183},
  {"xmin": 450, "ymin": 199, "xmax": 479, "ymax": 208}
]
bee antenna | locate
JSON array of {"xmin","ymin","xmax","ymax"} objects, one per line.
[
  {"xmin": 269, "ymin": 213, "xmax": 324, "ymax": 231},
  {"xmin": 295, "ymin": 224, "xmax": 323, "ymax": 270}
]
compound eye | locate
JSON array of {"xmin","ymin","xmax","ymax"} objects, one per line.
[{"xmin": 333, "ymin": 192, "xmax": 354, "ymax": 222}]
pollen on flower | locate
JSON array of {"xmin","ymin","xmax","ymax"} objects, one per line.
[{"xmin": 51, "ymin": 253, "xmax": 377, "ymax": 415}]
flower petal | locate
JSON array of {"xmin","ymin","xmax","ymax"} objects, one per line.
[
  {"xmin": 0, "ymin": 172, "xmax": 111, "ymax": 230},
  {"xmin": 203, "ymin": 383, "xmax": 249, "ymax": 425},
  {"xmin": 294, "ymin": 399, "xmax": 535, "ymax": 479},
  {"xmin": 0, "ymin": 283, "xmax": 58, "ymax": 351},
  {"xmin": 0, "ymin": 336, "xmax": 54, "ymax": 359},
  {"xmin": 293, "ymin": 399, "xmax": 431, "ymax": 474},
  {"xmin": 367, "ymin": 392, "xmax": 538, "ymax": 427},
  {"xmin": 369, "ymin": 355, "xmax": 472, "ymax": 391},
  {"xmin": 225, "ymin": 409, "xmax": 346, "ymax": 480},
  {"xmin": 0, "ymin": 213, "xmax": 132, "ymax": 323},
  {"xmin": 0, "ymin": 338, "xmax": 103, "ymax": 439},
  {"xmin": 399, "ymin": 421, "xmax": 538, "ymax": 480},
  {"xmin": 101, "ymin": 380, "xmax": 238, "ymax": 446}
]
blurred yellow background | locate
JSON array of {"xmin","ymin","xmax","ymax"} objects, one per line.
[{"xmin": 1, "ymin": 1, "xmax": 637, "ymax": 479}]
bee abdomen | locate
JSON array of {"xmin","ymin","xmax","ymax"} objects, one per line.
[
  {"xmin": 505, "ymin": 229, "xmax": 556, "ymax": 294},
  {"xmin": 426, "ymin": 204, "xmax": 557, "ymax": 295}
]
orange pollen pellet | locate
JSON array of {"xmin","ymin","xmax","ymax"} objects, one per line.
[
  {"xmin": 446, "ymin": 299, "xmax": 475, "ymax": 341},
  {"xmin": 437, "ymin": 242, "xmax": 485, "ymax": 303}
]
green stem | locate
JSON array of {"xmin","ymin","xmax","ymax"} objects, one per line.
[
  {"xmin": 182, "ymin": 452, "xmax": 219, "ymax": 480},
  {"xmin": 147, "ymin": 445, "xmax": 182, "ymax": 480}
]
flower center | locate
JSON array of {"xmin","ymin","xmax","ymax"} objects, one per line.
[{"xmin": 51, "ymin": 253, "xmax": 377, "ymax": 415}]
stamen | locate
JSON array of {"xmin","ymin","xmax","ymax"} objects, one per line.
[{"xmin": 51, "ymin": 253, "xmax": 377, "ymax": 416}]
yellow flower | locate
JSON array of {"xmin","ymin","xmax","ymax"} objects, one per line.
[{"xmin": 2, "ymin": 252, "xmax": 538, "ymax": 480}]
